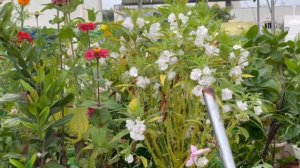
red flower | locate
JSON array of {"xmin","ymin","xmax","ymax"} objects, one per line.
[
  {"xmin": 94, "ymin": 48, "xmax": 109, "ymax": 59},
  {"xmin": 78, "ymin": 22, "xmax": 97, "ymax": 32},
  {"xmin": 85, "ymin": 49, "xmax": 95, "ymax": 61},
  {"xmin": 52, "ymin": 0, "xmax": 70, "ymax": 6},
  {"xmin": 87, "ymin": 108, "xmax": 95, "ymax": 119},
  {"xmin": 17, "ymin": 31, "xmax": 32, "ymax": 43}
]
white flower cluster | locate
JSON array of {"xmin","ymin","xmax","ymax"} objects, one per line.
[
  {"xmin": 126, "ymin": 118, "xmax": 146, "ymax": 141},
  {"xmin": 168, "ymin": 13, "xmax": 189, "ymax": 31},
  {"xmin": 156, "ymin": 50, "xmax": 178, "ymax": 71},
  {"xmin": 191, "ymin": 66, "xmax": 216, "ymax": 99},
  {"xmin": 190, "ymin": 25, "xmax": 219, "ymax": 56},
  {"xmin": 221, "ymin": 88, "xmax": 233, "ymax": 113},
  {"xmin": 122, "ymin": 17, "xmax": 134, "ymax": 31},
  {"xmin": 144, "ymin": 23, "xmax": 162, "ymax": 42},
  {"xmin": 195, "ymin": 157, "xmax": 209, "ymax": 167},
  {"xmin": 136, "ymin": 76, "xmax": 150, "ymax": 89},
  {"xmin": 229, "ymin": 45, "xmax": 250, "ymax": 85},
  {"xmin": 254, "ymin": 99, "xmax": 263, "ymax": 116}
]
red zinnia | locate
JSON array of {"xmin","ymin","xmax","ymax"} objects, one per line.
[
  {"xmin": 17, "ymin": 31, "xmax": 32, "ymax": 43},
  {"xmin": 94, "ymin": 48, "xmax": 109, "ymax": 59},
  {"xmin": 87, "ymin": 107, "xmax": 95, "ymax": 119},
  {"xmin": 52, "ymin": 0, "xmax": 70, "ymax": 6},
  {"xmin": 85, "ymin": 49, "xmax": 95, "ymax": 61},
  {"xmin": 78, "ymin": 22, "xmax": 97, "ymax": 32}
]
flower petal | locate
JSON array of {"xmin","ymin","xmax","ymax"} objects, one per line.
[{"xmin": 185, "ymin": 158, "xmax": 194, "ymax": 167}]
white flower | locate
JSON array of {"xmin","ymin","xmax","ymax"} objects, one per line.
[
  {"xmin": 136, "ymin": 17, "xmax": 145, "ymax": 28},
  {"xmin": 238, "ymin": 51, "xmax": 249, "ymax": 67},
  {"xmin": 154, "ymin": 82, "xmax": 160, "ymax": 90},
  {"xmin": 136, "ymin": 76, "xmax": 150, "ymax": 89},
  {"xmin": 156, "ymin": 50, "xmax": 177, "ymax": 71},
  {"xmin": 256, "ymin": 99, "xmax": 262, "ymax": 106},
  {"xmin": 192, "ymin": 85, "xmax": 203, "ymax": 97},
  {"xmin": 202, "ymin": 66, "xmax": 215, "ymax": 76},
  {"xmin": 222, "ymin": 105, "xmax": 231, "ymax": 113},
  {"xmin": 196, "ymin": 26, "xmax": 208, "ymax": 39},
  {"xmin": 229, "ymin": 52, "xmax": 235, "ymax": 60},
  {"xmin": 116, "ymin": 93, "xmax": 121, "ymax": 102},
  {"xmin": 236, "ymin": 101, "xmax": 248, "ymax": 111},
  {"xmin": 178, "ymin": 49, "xmax": 184, "ymax": 55},
  {"xmin": 145, "ymin": 23, "xmax": 162, "ymax": 42},
  {"xmin": 126, "ymin": 119, "xmax": 135, "ymax": 130},
  {"xmin": 122, "ymin": 17, "xmax": 134, "ymax": 31},
  {"xmin": 10, "ymin": 108, "xmax": 18, "ymax": 114},
  {"xmin": 168, "ymin": 13, "xmax": 177, "ymax": 23},
  {"xmin": 205, "ymin": 119, "xmax": 211, "ymax": 125},
  {"xmin": 229, "ymin": 66, "xmax": 243, "ymax": 84},
  {"xmin": 167, "ymin": 71, "xmax": 176, "ymax": 80},
  {"xmin": 195, "ymin": 157, "xmax": 209, "ymax": 167},
  {"xmin": 179, "ymin": 13, "xmax": 189, "ymax": 26},
  {"xmin": 204, "ymin": 44, "xmax": 219, "ymax": 56},
  {"xmin": 222, "ymin": 88, "xmax": 233, "ymax": 101},
  {"xmin": 198, "ymin": 75, "xmax": 216, "ymax": 86},
  {"xmin": 129, "ymin": 67, "xmax": 138, "ymax": 77},
  {"xmin": 233, "ymin": 45, "xmax": 242, "ymax": 50},
  {"xmin": 119, "ymin": 46, "xmax": 127, "ymax": 55},
  {"xmin": 125, "ymin": 154, "xmax": 134, "ymax": 163},
  {"xmin": 110, "ymin": 52, "xmax": 119, "ymax": 59},
  {"xmin": 190, "ymin": 68, "xmax": 202, "ymax": 81},
  {"xmin": 236, "ymin": 113, "xmax": 250, "ymax": 122},
  {"xmin": 126, "ymin": 118, "xmax": 146, "ymax": 141},
  {"xmin": 254, "ymin": 106, "xmax": 263, "ymax": 116},
  {"xmin": 187, "ymin": 11, "xmax": 192, "ymax": 16},
  {"xmin": 105, "ymin": 79, "xmax": 113, "ymax": 90}
]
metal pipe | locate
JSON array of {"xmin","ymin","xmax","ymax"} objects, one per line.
[
  {"xmin": 138, "ymin": 0, "xmax": 142, "ymax": 9},
  {"xmin": 257, "ymin": 0, "xmax": 261, "ymax": 33},
  {"xmin": 271, "ymin": 0, "xmax": 275, "ymax": 33},
  {"xmin": 202, "ymin": 88, "xmax": 236, "ymax": 168}
]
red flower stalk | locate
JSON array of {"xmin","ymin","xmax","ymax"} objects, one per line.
[
  {"xmin": 87, "ymin": 108, "xmax": 95, "ymax": 119},
  {"xmin": 17, "ymin": 31, "xmax": 32, "ymax": 43},
  {"xmin": 78, "ymin": 22, "xmax": 97, "ymax": 32},
  {"xmin": 94, "ymin": 48, "xmax": 109, "ymax": 59},
  {"xmin": 85, "ymin": 49, "xmax": 95, "ymax": 61}
]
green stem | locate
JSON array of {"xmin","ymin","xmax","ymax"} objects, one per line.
[
  {"xmin": 20, "ymin": 6, "xmax": 24, "ymax": 30},
  {"xmin": 96, "ymin": 59, "xmax": 101, "ymax": 106}
]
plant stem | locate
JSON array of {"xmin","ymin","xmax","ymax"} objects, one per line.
[
  {"xmin": 20, "ymin": 6, "xmax": 24, "ymax": 30},
  {"xmin": 96, "ymin": 58, "xmax": 101, "ymax": 106}
]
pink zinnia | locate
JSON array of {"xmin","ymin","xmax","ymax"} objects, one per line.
[
  {"xmin": 94, "ymin": 48, "xmax": 109, "ymax": 59},
  {"xmin": 85, "ymin": 49, "xmax": 95, "ymax": 61},
  {"xmin": 87, "ymin": 108, "xmax": 95, "ymax": 119},
  {"xmin": 78, "ymin": 22, "xmax": 97, "ymax": 32},
  {"xmin": 17, "ymin": 31, "xmax": 32, "ymax": 43}
]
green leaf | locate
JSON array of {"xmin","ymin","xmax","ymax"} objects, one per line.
[
  {"xmin": 51, "ymin": 114, "xmax": 74, "ymax": 128},
  {"xmin": 87, "ymin": 9, "xmax": 97, "ymax": 22},
  {"xmin": 28, "ymin": 154, "xmax": 37, "ymax": 168},
  {"xmin": 50, "ymin": 93, "xmax": 74, "ymax": 116},
  {"xmin": 237, "ymin": 126, "xmax": 249, "ymax": 140},
  {"xmin": 103, "ymin": 100, "xmax": 123, "ymax": 111},
  {"xmin": 9, "ymin": 158, "xmax": 25, "ymax": 168},
  {"xmin": 58, "ymin": 27, "xmax": 75, "ymax": 40},
  {"xmin": 270, "ymin": 50, "xmax": 283, "ymax": 62},
  {"xmin": 39, "ymin": 106, "xmax": 50, "ymax": 126},
  {"xmin": 0, "ymin": 94, "xmax": 22, "ymax": 104},
  {"xmin": 246, "ymin": 25, "xmax": 259, "ymax": 39},
  {"xmin": 45, "ymin": 161, "xmax": 65, "ymax": 168},
  {"xmin": 108, "ymin": 129, "xmax": 129, "ymax": 146},
  {"xmin": 1, "ymin": 118, "xmax": 21, "ymax": 128}
]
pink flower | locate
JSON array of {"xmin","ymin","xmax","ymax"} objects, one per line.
[
  {"xmin": 87, "ymin": 108, "xmax": 95, "ymax": 119},
  {"xmin": 78, "ymin": 22, "xmax": 97, "ymax": 32},
  {"xmin": 94, "ymin": 48, "xmax": 109, "ymax": 59},
  {"xmin": 85, "ymin": 49, "xmax": 95, "ymax": 61},
  {"xmin": 186, "ymin": 145, "xmax": 211, "ymax": 167}
]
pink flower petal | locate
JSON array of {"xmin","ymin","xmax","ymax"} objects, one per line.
[
  {"xmin": 185, "ymin": 158, "xmax": 194, "ymax": 167},
  {"xmin": 190, "ymin": 145, "xmax": 197, "ymax": 153},
  {"xmin": 194, "ymin": 148, "xmax": 211, "ymax": 156}
]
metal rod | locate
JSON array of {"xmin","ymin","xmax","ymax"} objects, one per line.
[
  {"xmin": 138, "ymin": 0, "xmax": 143, "ymax": 9},
  {"xmin": 202, "ymin": 88, "xmax": 236, "ymax": 168},
  {"xmin": 257, "ymin": 0, "xmax": 261, "ymax": 33},
  {"xmin": 271, "ymin": 0, "xmax": 275, "ymax": 33}
]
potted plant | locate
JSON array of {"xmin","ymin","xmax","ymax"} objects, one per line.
[{"xmin": 292, "ymin": 141, "xmax": 300, "ymax": 160}]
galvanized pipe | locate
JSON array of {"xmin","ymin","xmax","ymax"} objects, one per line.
[{"xmin": 202, "ymin": 88, "xmax": 236, "ymax": 168}]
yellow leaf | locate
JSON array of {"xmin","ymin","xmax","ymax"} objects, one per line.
[
  {"xmin": 128, "ymin": 98, "xmax": 140, "ymax": 114},
  {"xmin": 241, "ymin": 74, "xmax": 255, "ymax": 78},
  {"xmin": 160, "ymin": 75, "xmax": 167, "ymax": 86},
  {"xmin": 147, "ymin": 116, "xmax": 163, "ymax": 123},
  {"xmin": 140, "ymin": 156, "xmax": 148, "ymax": 168},
  {"xmin": 66, "ymin": 108, "xmax": 89, "ymax": 142}
]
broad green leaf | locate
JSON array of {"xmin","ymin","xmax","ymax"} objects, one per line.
[
  {"xmin": 50, "ymin": 93, "xmax": 74, "ymax": 116},
  {"xmin": 102, "ymin": 100, "xmax": 123, "ymax": 111},
  {"xmin": 51, "ymin": 114, "xmax": 74, "ymax": 128},
  {"xmin": 87, "ymin": 9, "xmax": 97, "ymax": 22},
  {"xmin": 28, "ymin": 154, "xmax": 37, "ymax": 168},
  {"xmin": 108, "ymin": 129, "xmax": 129, "ymax": 145},
  {"xmin": 246, "ymin": 25, "xmax": 259, "ymax": 39},
  {"xmin": 39, "ymin": 106, "xmax": 50, "ymax": 126},
  {"xmin": 58, "ymin": 27, "xmax": 75, "ymax": 40},
  {"xmin": 0, "ymin": 94, "xmax": 21, "ymax": 104},
  {"xmin": 9, "ymin": 159, "xmax": 25, "ymax": 168},
  {"xmin": 66, "ymin": 108, "xmax": 89, "ymax": 141},
  {"xmin": 1, "ymin": 118, "xmax": 20, "ymax": 128}
]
